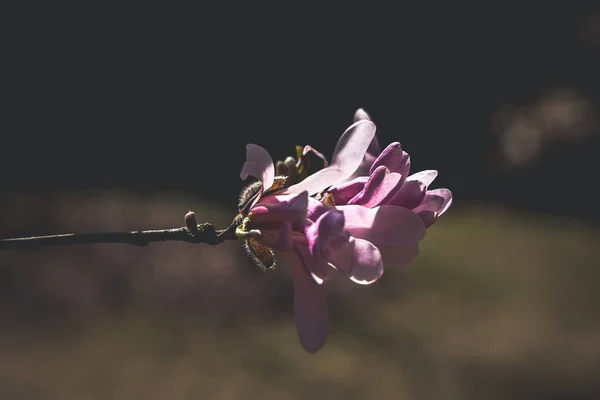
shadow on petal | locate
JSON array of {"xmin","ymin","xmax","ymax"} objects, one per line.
[{"xmin": 338, "ymin": 205, "xmax": 426, "ymax": 246}]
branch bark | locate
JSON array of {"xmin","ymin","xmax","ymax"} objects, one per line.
[{"xmin": 0, "ymin": 221, "xmax": 239, "ymax": 250}]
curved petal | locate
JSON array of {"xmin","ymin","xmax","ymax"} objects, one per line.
[
  {"xmin": 370, "ymin": 142, "xmax": 410, "ymax": 178},
  {"xmin": 427, "ymin": 188, "xmax": 453, "ymax": 216},
  {"xmin": 412, "ymin": 190, "xmax": 451, "ymax": 228},
  {"xmin": 278, "ymin": 250, "xmax": 329, "ymax": 353},
  {"xmin": 413, "ymin": 193, "xmax": 445, "ymax": 213},
  {"xmin": 240, "ymin": 144, "xmax": 275, "ymax": 192},
  {"xmin": 306, "ymin": 197, "xmax": 331, "ymax": 222},
  {"xmin": 343, "ymin": 155, "xmax": 375, "ymax": 183},
  {"xmin": 385, "ymin": 180, "xmax": 426, "ymax": 209},
  {"xmin": 416, "ymin": 211, "xmax": 436, "ymax": 228},
  {"xmin": 305, "ymin": 209, "xmax": 346, "ymax": 283},
  {"xmin": 365, "ymin": 137, "xmax": 381, "ymax": 165},
  {"xmin": 336, "ymin": 205, "xmax": 426, "ymax": 246},
  {"xmin": 283, "ymin": 120, "xmax": 377, "ymax": 195},
  {"xmin": 295, "ymin": 241, "xmax": 333, "ymax": 284},
  {"xmin": 306, "ymin": 209, "xmax": 345, "ymax": 256},
  {"xmin": 331, "ymin": 237, "xmax": 383, "ymax": 285},
  {"xmin": 348, "ymin": 166, "xmax": 403, "ymax": 208},
  {"xmin": 330, "ymin": 177, "xmax": 368, "ymax": 205},
  {"xmin": 352, "ymin": 109, "xmax": 381, "ymax": 155},
  {"xmin": 406, "ymin": 170, "xmax": 438, "ymax": 187},
  {"xmin": 340, "ymin": 112, "xmax": 381, "ymax": 182},
  {"xmin": 378, "ymin": 243, "xmax": 419, "ymax": 267}
]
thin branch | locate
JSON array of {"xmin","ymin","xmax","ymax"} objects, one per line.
[{"xmin": 0, "ymin": 220, "xmax": 240, "ymax": 251}]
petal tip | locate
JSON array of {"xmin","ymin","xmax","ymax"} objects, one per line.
[
  {"xmin": 301, "ymin": 339, "xmax": 327, "ymax": 354},
  {"xmin": 353, "ymin": 108, "xmax": 372, "ymax": 122}
]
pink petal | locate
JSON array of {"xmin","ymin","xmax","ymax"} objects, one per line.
[
  {"xmin": 331, "ymin": 237, "xmax": 383, "ymax": 285},
  {"xmin": 305, "ymin": 209, "xmax": 346, "ymax": 283},
  {"xmin": 344, "ymin": 143, "xmax": 381, "ymax": 182},
  {"xmin": 341, "ymin": 110, "xmax": 381, "ymax": 182},
  {"xmin": 330, "ymin": 177, "xmax": 368, "ymax": 205},
  {"xmin": 347, "ymin": 166, "xmax": 403, "ymax": 208},
  {"xmin": 306, "ymin": 196, "xmax": 331, "ymax": 222},
  {"xmin": 427, "ymin": 188, "xmax": 453, "ymax": 216},
  {"xmin": 406, "ymin": 170, "xmax": 438, "ymax": 187},
  {"xmin": 366, "ymin": 137, "xmax": 381, "ymax": 164},
  {"xmin": 370, "ymin": 142, "xmax": 410, "ymax": 178},
  {"xmin": 336, "ymin": 205, "xmax": 426, "ymax": 246},
  {"xmin": 240, "ymin": 144, "xmax": 275, "ymax": 192},
  {"xmin": 412, "ymin": 190, "xmax": 452, "ymax": 228},
  {"xmin": 294, "ymin": 241, "xmax": 333, "ymax": 285},
  {"xmin": 283, "ymin": 120, "xmax": 377, "ymax": 195},
  {"xmin": 306, "ymin": 209, "xmax": 345, "ymax": 257},
  {"xmin": 412, "ymin": 193, "xmax": 445, "ymax": 214},
  {"xmin": 378, "ymin": 243, "xmax": 419, "ymax": 267},
  {"xmin": 416, "ymin": 211, "xmax": 436, "ymax": 228},
  {"xmin": 385, "ymin": 180, "xmax": 426, "ymax": 209},
  {"xmin": 345, "ymin": 152, "xmax": 377, "ymax": 182},
  {"xmin": 278, "ymin": 249, "xmax": 329, "ymax": 353},
  {"xmin": 251, "ymin": 192, "xmax": 308, "ymax": 230}
]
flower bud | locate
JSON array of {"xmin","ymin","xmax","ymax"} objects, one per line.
[{"xmin": 184, "ymin": 210, "xmax": 198, "ymax": 234}]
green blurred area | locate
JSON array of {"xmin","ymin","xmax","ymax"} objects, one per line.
[{"xmin": 1, "ymin": 191, "xmax": 599, "ymax": 399}]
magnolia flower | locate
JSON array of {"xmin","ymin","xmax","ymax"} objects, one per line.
[
  {"xmin": 327, "ymin": 109, "xmax": 453, "ymax": 266},
  {"xmin": 238, "ymin": 121, "xmax": 391, "ymax": 353},
  {"xmin": 237, "ymin": 110, "xmax": 451, "ymax": 353}
]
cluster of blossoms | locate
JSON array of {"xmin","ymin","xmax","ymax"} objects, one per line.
[{"xmin": 236, "ymin": 109, "xmax": 452, "ymax": 353}]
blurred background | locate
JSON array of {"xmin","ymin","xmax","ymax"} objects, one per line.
[{"xmin": 1, "ymin": 4, "xmax": 600, "ymax": 399}]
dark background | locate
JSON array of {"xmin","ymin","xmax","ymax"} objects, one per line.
[
  {"xmin": 2, "ymin": 4, "xmax": 598, "ymax": 217},
  {"xmin": 1, "ymin": 4, "xmax": 600, "ymax": 399}
]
